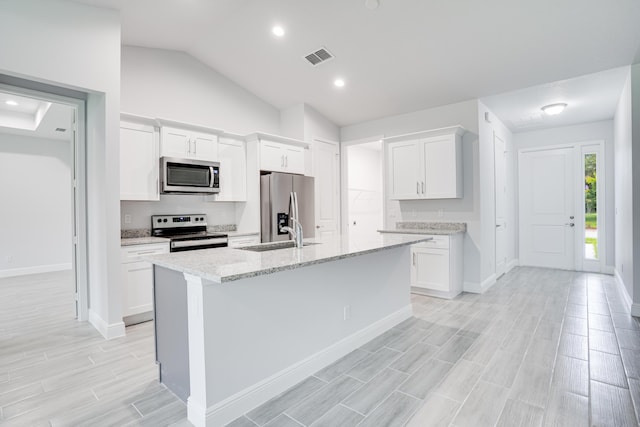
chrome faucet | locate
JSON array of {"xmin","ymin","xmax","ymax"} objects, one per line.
[{"xmin": 280, "ymin": 191, "xmax": 304, "ymax": 248}]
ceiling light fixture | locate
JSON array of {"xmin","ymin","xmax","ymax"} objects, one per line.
[
  {"xmin": 5, "ymin": 100, "xmax": 18, "ymax": 106},
  {"xmin": 541, "ymin": 103, "xmax": 567, "ymax": 115},
  {"xmin": 334, "ymin": 78, "xmax": 345, "ymax": 88},
  {"xmin": 272, "ymin": 26, "xmax": 285, "ymax": 37},
  {"xmin": 365, "ymin": 0, "xmax": 380, "ymax": 10}
]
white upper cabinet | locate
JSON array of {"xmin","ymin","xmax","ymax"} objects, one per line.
[
  {"xmin": 120, "ymin": 114, "xmax": 160, "ymax": 201},
  {"xmin": 386, "ymin": 126, "xmax": 465, "ymax": 200},
  {"xmin": 215, "ymin": 134, "xmax": 247, "ymax": 202},
  {"xmin": 157, "ymin": 119, "xmax": 222, "ymax": 162},
  {"xmin": 247, "ymin": 133, "xmax": 308, "ymax": 175}
]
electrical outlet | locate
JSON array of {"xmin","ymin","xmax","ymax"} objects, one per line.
[
  {"xmin": 124, "ymin": 214, "xmax": 132, "ymax": 224},
  {"xmin": 343, "ymin": 305, "xmax": 351, "ymax": 321}
]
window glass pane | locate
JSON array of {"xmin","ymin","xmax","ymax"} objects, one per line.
[{"xmin": 584, "ymin": 153, "xmax": 597, "ymax": 260}]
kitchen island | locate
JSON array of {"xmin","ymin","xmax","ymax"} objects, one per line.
[{"xmin": 148, "ymin": 233, "xmax": 432, "ymax": 427}]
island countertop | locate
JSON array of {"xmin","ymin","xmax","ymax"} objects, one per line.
[{"xmin": 147, "ymin": 233, "xmax": 433, "ymax": 283}]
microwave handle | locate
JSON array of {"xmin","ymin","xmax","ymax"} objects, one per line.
[{"xmin": 209, "ymin": 166, "xmax": 214, "ymax": 188}]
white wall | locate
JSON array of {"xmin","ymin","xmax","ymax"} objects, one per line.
[
  {"xmin": 0, "ymin": 0, "xmax": 122, "ymax": 337},
  {"xmin": 279, "ymin": 104, "xmax": 305, "ymax": 140},
  {"xmin": 121, "ymin": 46, "xmax": 283, "ymax": 232},
  {"xmin": 340, "ymin": 100, "xmax": 482, "ymax": 287},
  {"xmin": 0, "ymin": 134, "xmax": 72, "ymax": 276},
  {"xmin": 120, "ymin": 197, "xmax": 236, "ymax": 230},
  {"xmin": 515, "ymin": 120, "xmax": 616, "ymax": 270},
  {"xmin": 346, "ymin": 143, "xmax": 383, "ymax": 238},
  {"xmin": 121, "ymin": 46, "xmax": 280, "ymax": 135},
  {"xmin": 477, "ymin": 102, "xmax": 516, "ymax": 283},
  {"xmin": 614, "ymin": 69, "xmax": 634, "ymax": 301}
]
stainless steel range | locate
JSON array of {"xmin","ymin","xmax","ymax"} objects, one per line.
[{"xmin": 151, "ymin": 214, "xmax": 228, "ymax": 252}]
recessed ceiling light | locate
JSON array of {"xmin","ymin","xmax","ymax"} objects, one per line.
[
  {"xmin": 365, "ymin": 0, "xmax": 380, "ymax": 10},
  {"xmin": 272, "ymin": 26, "xmax": 285, "ymax": 37},
  {"xmin": 5, "ymin": 100, "xmax": 18, "ymax": 106},
  {"xmin": 541, "ymin": 103, "xmax": 567, "ymax": 115},
  {"xmin": 334, "ymin": 78, "xmax": 345, "ymax": 88}
]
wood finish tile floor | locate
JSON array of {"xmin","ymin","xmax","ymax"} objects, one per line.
[{"xmin": 2, "ymin": 268, "xmax": 640, "ymax": 426}]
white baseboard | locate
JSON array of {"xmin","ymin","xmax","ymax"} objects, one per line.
[
  {"xmin": 603, "ymin": 265, "xmax": 615, "ymax": 275},
  {"xmin": 464, "ymin": 274, "xmax": 496, "ymax": 294},
  {"xmin": 507, "ymin": 259, "xmax": 519, "ymax": 273},
  {"xmin": 632, "ymin": 304, "xmax": 640, "ymax": 317},
  {"xmin": 0, "ymin": 262, "xmax": 72, "ymax": 279},
  {"xmin": 614, "ymin": 268, "xmax": 634, "ymax": 314},
  {"xmin": 89, "ymin": 309, "xmax": 125, "ymax": 340},
  {"xmin": 195, "ymin": 304, "xmax": 414, "ymax": 427}
]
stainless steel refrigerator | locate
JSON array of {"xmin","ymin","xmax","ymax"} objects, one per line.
[{"xmin": 260, "ymin": 172, "xmax": 315, "ymax": 243}]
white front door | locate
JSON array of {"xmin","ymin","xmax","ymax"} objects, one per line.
[
  {"xmin": 313, "ymin": 139, "xmax": 340, "ymax": 238},
  {"xmin": 494, "ymin": 133, "xmax": 507, "ymax": 277},
  {"xmin": 519, "ymin": 147, "xmax": 575, "ymax": 269}
]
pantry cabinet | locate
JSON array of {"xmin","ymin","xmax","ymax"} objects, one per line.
[
  {"xmin": 157, "ymin": 119, "xmax": 222, "ymax": 162},
  {"xmin": 386, "ymin": 126, "xmax": 465, "ymax": 200},
  {"xmin": 410, "ymin": 233, "xmax": 463, "ymax": 299},
  {"xmin": 120, "ymin": 241, "xmax": 169, "ymax": 325},
  {"xmin": 120, "ymin": 114, "xmax": 160, "ymax": 201}
]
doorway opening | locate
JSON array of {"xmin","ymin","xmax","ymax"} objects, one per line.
[
  {"xmin": 341, "ymin": 138, "xmax": 384, "ymax": 238},
  {"xmin": 580, "ymin": 143, "xmax": 605, "ymax": 272},
  {"xmin": 0, "ymin": 82, "xmax": 88, "ymax": 320}
]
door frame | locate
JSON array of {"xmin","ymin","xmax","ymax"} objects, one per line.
[
  {"xmin": 494, "ymin": 131, "xmax": 507, "ymax": 278},
  {"xmin": 517, "ymin": 140, "xmax": 606, "ymax": 273},
  {"xmin": 340, "ymin": 135, "xmax": 385, "ymax": 234},
  {"xmin": 0, "ymin": 82, "xmax": 89, "ymax": 321}
]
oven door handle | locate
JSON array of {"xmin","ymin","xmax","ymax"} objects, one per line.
[{"xmin": 171, "ymin": 237, "xmax": 228, "ymax": 249}]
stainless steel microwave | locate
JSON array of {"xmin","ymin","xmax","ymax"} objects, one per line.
[{"xmin": 160, "ymin": 157, "xmax": 220, "ymax": 194}]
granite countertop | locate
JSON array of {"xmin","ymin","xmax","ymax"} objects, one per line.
[
  {"xmin": 147, "ymin": 233, "xmax": 433, "ymax": 283},
  {"xmin": 225, "ymin": 231, "xmax": 260, "ymax": 237},
  {"xmin": 121, "ymin": 236, "xmax": 170, "ymax": 246},
  {"xmin": 378, "ymin": 221, "xmax": 466, "ymax": 235}
]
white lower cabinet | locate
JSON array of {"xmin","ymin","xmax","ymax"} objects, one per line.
[
  {"xmin": 121, "ymin": 242, "xmax": 169, "ymax": 325},
  {"xmin": 410, "ymin": 234, "xmax": 463, "ymax": 299},
  {"xmin": 227, "ymin": 234, "xmax": 260, "ymax": 248}
]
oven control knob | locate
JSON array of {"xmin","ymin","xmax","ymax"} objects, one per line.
[
  {"xmin": 200, "ymin": 217, "xmax": 204, "ymax": 221},
  {"xmin": 195, "ymin": 218, "xmax": 199, "ymax": 222},
  {"xmin": 163, "ymin": 219, "xmax": 168, "ymax": 223},
  {"xmin": 157, "ymin": 219, "xmax": 161, "ymax": 223}
]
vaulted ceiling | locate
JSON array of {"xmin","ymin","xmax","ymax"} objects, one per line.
[{"xmin": 73, "ymin": 0, "xmax": 640, "ymax": 127}]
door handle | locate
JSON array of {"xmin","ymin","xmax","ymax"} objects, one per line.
[
  {"xmin": 422, "ymin": 181, "xmax": 425, "ymax": 194},
  {"xmin": 565, "ymin": 223, "xmax": 575, "ymax": 227},
  {"xmin": 186, "ymin": 139, "xmax": 191, "ymax": 154},
  {"xmin": 417, "ymin": 182, "xmax": 420, "ymax": 194},
  {"xmin": 285, "ymin": 155, "xmax": 288, "ymax": 167},
  {"xmin": 569, "ymin": 216, "xmax": 575, "ymax": 219},
  {"xmin": 281, "ymin": 155, "xmax": 284, "ymax": 167},
  {"xmin": 412, "ymin": 253, "xmax": 416, "ymax": 266}
]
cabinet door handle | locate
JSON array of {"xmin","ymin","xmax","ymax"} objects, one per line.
[
  {"xmin": 416, "ymin": 182, "xmax": 420, "ymax": 194},
  {"xmin": 412, "ymin": 253, "xmax": 416, "ymax": 266},
  {"xmin": 193, "ymin": 140, "xmax": 197, "ymax": 155},
  {"xmin": 422, "ymin": 181, "xmax": 425, "ymax": 194},
  {"xmin": 281, "ymin": 155, "xmax": 284, "ymax": 167},
  {"xmin": 186, "ymin": 139, "xmax": 191, "ymax": 154},
  {"xmin": 285, "ymin": 155, "xmax": 288, "ymax": 167}
]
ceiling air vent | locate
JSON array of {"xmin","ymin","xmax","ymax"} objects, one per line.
[{"xmin": 304, "ymin": 47, "xmax": 334, "ymax": 66}]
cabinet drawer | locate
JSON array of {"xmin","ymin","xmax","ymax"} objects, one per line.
[
  {"xmin": 121, "ymin": 243, "xmax": 169, "ymax": 262},
  {"xmin": 414, "ymin": 235, "xmax": 449, "ymax": 249}
]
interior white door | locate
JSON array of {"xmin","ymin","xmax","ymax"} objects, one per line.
[
  {"xmin": 494, "ymin": 133, "xmax": 507, "ymax": 277},
  {"xmin": 519, "ymin": 147, "xmax": 575, "ymax": 269},
  {"xmin": 313, "ymin": 139, "xmax": 340, "ymax": 238}
]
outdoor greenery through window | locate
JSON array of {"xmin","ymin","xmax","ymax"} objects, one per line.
[{"xmin": 584, "ymin": 153, "xmax": 597, "ymax": 260}]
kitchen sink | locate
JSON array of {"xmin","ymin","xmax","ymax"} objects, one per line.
[{"xmin": 239, "ymin": 241, "xmax": 320, "ymax": 252}]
